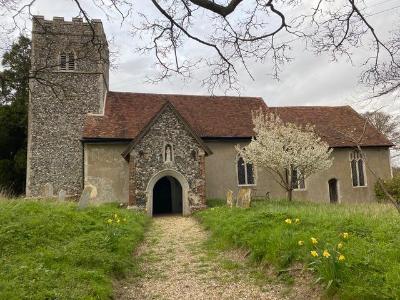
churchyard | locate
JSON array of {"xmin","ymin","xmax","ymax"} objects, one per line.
[{"xmin": 0, "ymin": 194, "xmax": 399, "ymax": 299}]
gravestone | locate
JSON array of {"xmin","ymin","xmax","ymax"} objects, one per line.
[
  {"xmin": 58, "ymin": 189, "xmax": 66, "ymax": 202},
  {"xmin": 78, "ymin": 186, "xmax": 92, "ymax": 209},
  {"xmin": 43, "ymin": 183, "xmax": 54, "ymax": 198},
  {"xmin": 226, "ymin": 189, "xmax": 234, "ymax": 208},
  {"xmin": 237, "ymin": 187, "xmax": 252, "ymax": 208}
]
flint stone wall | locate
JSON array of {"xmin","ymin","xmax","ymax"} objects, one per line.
[
  {"xmin": 26, "ymin": 17, "xmax": 109, "ymax": 197},
  {"xmin": 131, "ymin": 106, "xmax": 206, "ymax": 212}
]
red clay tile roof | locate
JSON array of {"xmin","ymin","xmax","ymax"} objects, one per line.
[
  {"xmin": 83, "ymin": 91, "xmax": 267, "ymax": 140},
  {"xmin": 82, "ymin": 92, "xmax": 393, "ymax": 148},
  {"xmin": 270, "ymin": 106, "xmax": 393, "ymax": 147}
]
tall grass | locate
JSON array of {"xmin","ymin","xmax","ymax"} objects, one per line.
[
  {"xmin": 197, "ymin": 200, "xmax": 400, "ymax": 299},
  {"xmin": 0, "ymin": 186, "xmax": 14, "ymax": 199},
  {"xmin": 0, "ymin": 199, "xmax": 149, "ymax": 299}
]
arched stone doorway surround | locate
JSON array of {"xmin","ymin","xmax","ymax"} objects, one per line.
[{"xmin": 146, "ymin": 169, "xmax": 190, "ymax": 216}]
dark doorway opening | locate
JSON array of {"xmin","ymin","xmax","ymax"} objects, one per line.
[
  {"xmin": 153, "ymin": 176, "xmax": 183, "ymax": 215},
  {"xmin": 328, "ymin": 179, "xmax": 338, "ymax": 203}
]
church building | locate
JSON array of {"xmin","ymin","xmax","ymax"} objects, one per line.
[{"xmin": 27, "ymin": 16, "xmax": 393, "ymax": 215}]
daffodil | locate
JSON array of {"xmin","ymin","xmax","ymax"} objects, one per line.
[
  {"xmin": 311, "ymin": 250, "xmax": 318, "ymax": 257},
  {"xmin": 323, "ymin": 250, "xmax": 331, "ymax": 258},
  {"xmin": 298, "ymin": 240, "xmax": 304, "ymax": 246},
  {"xmin": 337, "ymin": 242, "xmax": 343, "ymax": 249},
  {"xmin": 338, "ymin": 254, "xmax": 345, "ymax": 261},
  {"xmin": 342, "ymin": 232, "xmax": 349, "ymax": 239},
  {"xmin": 295, "ymin": 218, "xmax": 300, "ymax": 224},
  {"xmin": 107, "ymin": 219, "xmax": 113, "ymax": 224},
  {"xmin": 311, "ymin": 237, "xmax": 318, "ymax": 245},
  {"xmin": 116, "ymin": 219, "xmax": 120, "ymax": 223},
  {"xmin": 285, "ymin": 218, "xmax": 292, "ymax": 224}
]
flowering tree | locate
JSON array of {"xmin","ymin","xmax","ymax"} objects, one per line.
[{"xmin": 237, "ymin": 110, "xmax": 333, "ymax": 201}]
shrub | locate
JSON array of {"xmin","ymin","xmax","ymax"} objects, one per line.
[{"xmin": 374, "ymin": 174, "xmax": 400, "ymax": 202}]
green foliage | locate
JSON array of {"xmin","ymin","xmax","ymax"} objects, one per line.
[
  {"xmin": 196, "ymin": 200, "xmax": 400, "ymax": 299},
  {"xmin": 0, "ymin": 199, "xmax": 149, "ymax": 299},
  {"xmin": 0, "ymin": 36, "xmax": 30, "ymax": 194},
  {"xmin": 375, "ymin": 175, "xmax": 400, "ymax": 202},
  {"xmin": 206, "ymin": 198, "xmax": 226, "ymax": 207}
]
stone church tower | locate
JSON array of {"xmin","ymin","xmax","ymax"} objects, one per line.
[{"xmin": 26, "ymin": 16, "xmax": 109, "ymax": 197}]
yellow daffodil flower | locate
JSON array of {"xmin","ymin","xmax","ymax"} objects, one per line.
[
  {"xmin": 337, "ymin": 242, "xmax": 343, "ymax": 249},
  {"xmin": 298, "ymin": 240, "xmax": 304, "ymax": 246},
  {"xmin": 342, "ymin": 232, "xmax": 349, "ymax": 239},
  {"xmin": 117, "ymin": 219, "xmax": 120, "ymax": 223},
  {"xmin": 323, "ymin": 250, "xmax": 331, "ymax": 258},
  {"xmin": 285, "ymin": 218, "xmax": 292, "ymax": 224},
  {"xmin": 338, "ymin": 254, "xmax": 345, "ymax": 261},
  {"xmin": 311, "ymin": 237, "xmax": 318, "ymax": 245},
  {"xmin": 295, "ymin": 218, "xmax": 300, "ymax": 224},
  {"xmin": 311, "ymin": 250, "xmax": 318, "ymax": 257},
  {"xmin": 107, "ymin": 219, "xmax": 112, "ymax": 224}
]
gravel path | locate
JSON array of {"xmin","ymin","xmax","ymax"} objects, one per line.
[{"xmin": 115, "ymin": 215, "xmax": 288, "ymax": 300}]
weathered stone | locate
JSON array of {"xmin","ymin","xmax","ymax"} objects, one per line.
[
  {"xmin": 131, "ymin": 106, "xmax": 207, "ymax": 213},
  {"xmin": 26, "ymin": 16, "xmax": 109, "ymax": 197},
  {"xmin": 78, "ymin": 186, "xmax": 92, "ymax": 209},
  {"xmin": 43, "ymin": 183, "xmax": 54, "ymax": 198},
  {"xmin": 237, "ymin": 187, "xmax": 252, "ymax": 208},
  {"xmin": 58, "ymin": 189, "xmax": 66, "ymax": 201},
  {"xmin": 226, "ymin": 189, "xmax": 234, "ymax": 208}
]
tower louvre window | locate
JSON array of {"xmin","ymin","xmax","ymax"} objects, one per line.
[
  {"xmin": 60, "ymin": 53, "xmax": 67, "ymax": 70},
  {"xmin": 59, "ymin": 51, "xmax": 75, "ymax": 71},
  {"xmin": 68, "ymin": 52, "xmax": 75, "ymax": 70}
]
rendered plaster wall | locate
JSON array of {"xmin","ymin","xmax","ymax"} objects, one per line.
[
  {"xmin": 84, "ymin": 143, "xmax": 129, "ymax": 203},
  {"xmin": 26, "ymin": 16, "xmax": 109, "ymax": 196},
  {"xmin": 204, "ymin": 141, "xmax": 392, "ymax": 203}
]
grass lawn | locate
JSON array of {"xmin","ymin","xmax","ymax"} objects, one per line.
[
  {"xmin": 197, "ymin": 200, "xmax": 400, "ymax": 299},
  {"xmin": 0, "ymin": 199, "xmax": 149, "ymax": 300}
]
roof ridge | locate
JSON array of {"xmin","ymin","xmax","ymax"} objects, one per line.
[
  {"xmin": 269, "ymin": 105, "xmax": 350, "ymax": 108},
  {"xmin": 107, "ymin": 90, "xmax": 264, "ymax": 100}
]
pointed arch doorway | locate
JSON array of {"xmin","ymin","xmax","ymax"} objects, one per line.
[{"xmin": 146, "ymin": 169, "xmax": 190, "ymax": 216}]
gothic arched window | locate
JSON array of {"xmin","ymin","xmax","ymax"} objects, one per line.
[
  {"xmin": 237, "ymin": 155, "xmax": 255, "ymax": 186},
  {"xmin": 291, "ymin": 168, "xmax": 305, "ymax": 190},
  {"xmin": 60, "ymin": 51, "xmax": 75, "ymax": 71},
  {"xmin": 350, "ymin": 150, "xmax": 366, "ymax": 187},
  {"xmin": 164, "ymin": 144, "xmax": 173, "ymax": 162}
]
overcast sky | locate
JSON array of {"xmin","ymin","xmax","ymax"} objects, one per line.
[{"xmin": 9, "ymin": 0, "xmax": 400, "ymax": 113}]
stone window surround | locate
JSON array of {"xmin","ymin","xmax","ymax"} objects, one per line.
[
  {"xmin": 291, "ymin": 168, "xmax": 306, "ymax": 191},
  {"xmin": 59, "ymin": 50, "xmax": 76, "ymax": 71},
  {"xmin": 349, "ymin": 150, "xmax": 367, "ymax": 188},
  {"xmin": 236, "ymin": 154, "xmax": 256, "ymax": 187}
]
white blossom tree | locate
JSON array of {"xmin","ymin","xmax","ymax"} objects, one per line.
[{"xmin": 237, "ymin": 110, "xmax": 333, "ymax": 201}]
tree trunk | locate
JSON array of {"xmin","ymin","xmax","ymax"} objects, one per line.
[{"xmin": 287, "ymin": 189, "xmax": 293, "ymax": 201}]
